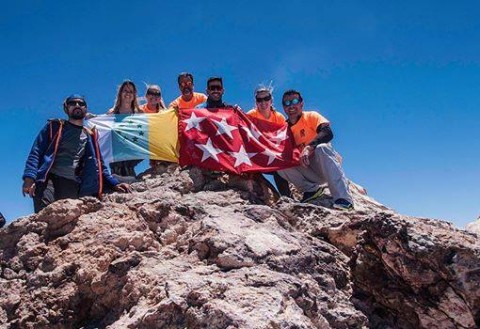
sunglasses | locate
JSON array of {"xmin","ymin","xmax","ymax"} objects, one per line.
[
  {"xmin": 208, "ymin": 85, "xmax": 223, "ymax": 91},
  {"xmin": 66, "ymin": 100, "xmax": 86, "ymax": 107},
  {"xmin": 256, "ymin": 95, "xmax": 272, "ymax": 103},
  {"xmin": 282, "ymin": 98, "xmax": 301, "ymax": 107},
  {"xmin": 147, "ymin": 91, "xmax": 161, "ymax": 97}
]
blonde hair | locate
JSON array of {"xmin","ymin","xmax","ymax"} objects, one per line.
[
  {"xmin": 254, "ymin": 81, "xmax": 274, "ymax": 98},
  {"xmin": 112, "ymin": 80, "xmax": 142, "ymax": 114}
]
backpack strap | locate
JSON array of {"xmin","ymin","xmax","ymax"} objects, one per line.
[
  {"xmin": 82, "ymin": 126, "xmax": 95, "ymax": 136},
  {"xmin": 47, "ymin": 119, "xmax": 65, "ymax": 143}
]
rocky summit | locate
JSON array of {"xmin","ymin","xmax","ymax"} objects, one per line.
[{"xmin": 1, "ymin": 164, "xmax": 479, "ymax": 329}]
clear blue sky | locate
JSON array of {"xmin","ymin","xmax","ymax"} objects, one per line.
[{"xmin": 1, "ymin": 1, "xmax": 479, "ymax": 227}]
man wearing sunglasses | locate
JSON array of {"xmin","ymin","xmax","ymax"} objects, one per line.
[
  {"xmin": 22, "ymin": 94, "xmax": 132, "ymax": 213},
  {"xmin": 205, "ymin": 76, "xmax": 227, "ymax": 109},
  {"xmin": 169, "ymin": 72, "xmax": 207, "ymax": 110},
  {"xmin": 278, "ymin": 90, "xmax": 353, "ymax": 210},
  {"xmin": 204, "ymin": 76, "xmax": 242, "ymax": 111}
]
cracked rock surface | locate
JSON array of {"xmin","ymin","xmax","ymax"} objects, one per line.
[{"xmin": 1, "ymin": 164, "xmax": 479, "ymax": 328}]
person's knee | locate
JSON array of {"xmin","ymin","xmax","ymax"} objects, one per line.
[{"xmin": 314, "ymin": 144, "xmax": 333, "ymax": 157}]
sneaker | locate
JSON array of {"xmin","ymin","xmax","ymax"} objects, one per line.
[
  {"xmin": 301, "ymin": 187, "xmax": 325, "ymax": 203},
  {"xmin": 333, "ymin": 198, "xmax": 354, "ymax": 210}
]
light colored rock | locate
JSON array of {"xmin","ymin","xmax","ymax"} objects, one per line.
[
  {"xmin": 0, "ymin": 163, "xmax": 478, "ymax": 328},
  {"xmin": 465, "ymin": 215, "xmax": 480, "ymax": 235}
]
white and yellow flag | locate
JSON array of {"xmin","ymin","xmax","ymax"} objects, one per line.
[{"xmin": 85, "ymin": 109, "xmax": 179, "ymax": 164}]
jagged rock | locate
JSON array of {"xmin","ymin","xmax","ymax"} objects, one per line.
[
  {"xmin": 350, "ymin": 214, "xmax": 479, "ymax": 329},
  {"xmin": 465, "ymin": 215, "xmax": 480, "ymax": 235},
  {"xmin": 0, "ymin": 163, "xmax": 479, "ymax": 328}
]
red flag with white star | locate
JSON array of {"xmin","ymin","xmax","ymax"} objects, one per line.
[{"xmin": 178, "ymin": 107, "xmax": 300, "ymax": 174}]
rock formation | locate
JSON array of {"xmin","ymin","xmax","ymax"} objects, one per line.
[
  {"xmin": 1, "ymin": 164, "xmax": 479, "ymax": 328},
  {"xmin": 466, "ymin": 215, "xmax": 480, "ymax": 235}
]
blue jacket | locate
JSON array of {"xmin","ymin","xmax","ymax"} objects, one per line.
[{"xmin": 23, "ymin": 119, "xmax": 119, "ymax": 197}]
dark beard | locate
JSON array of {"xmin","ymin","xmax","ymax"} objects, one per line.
[
  {"xmin": 69, "ymin": 108, "xmax": 86, "ymax": 120},
  {"xmin": 206, "ymin": 97, "xmax": 225, "ymax": 109},
  {"xmin": 182, "ymin": 88, "xmax": 193, "ymax": 95}
]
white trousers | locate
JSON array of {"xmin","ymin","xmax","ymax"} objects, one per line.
[{"xmin": 278, "ymin": 144, "xmax": 353, "ymax": 203}]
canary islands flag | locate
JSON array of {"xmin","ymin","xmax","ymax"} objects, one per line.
[{"xmin": 85, "ymin": 110, "xmax": 179, "ymax": 164}]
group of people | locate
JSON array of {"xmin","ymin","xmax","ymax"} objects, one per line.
[{"xmin": 22, "ymin": 72, "xmax": 354, "ymax": 213}]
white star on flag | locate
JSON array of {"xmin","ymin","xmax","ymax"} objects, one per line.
[
  {"xmin": 183, "ymin": 112, "xmax": 206, "ymax": 132},
  {"xmin": 269, "ymin": 127, "xmax": 289, "ymax": 144},
  {"xmin": 261, "ymin": 148, "xmax": 282, "ymax": 165},
  {"xmin": 240, "ymin": 124, "xmax": 262, "ymax": 142},
  {"xmin": 195, "ymin": 138, "xmax": 223, "ymax": 162},
  {"xmin": 213, "ymin": 117, "xmax": 237, "ymax": 139},
  {"xmin": 229, "ymin": 145, "xmax": 256, "ymax": 167}
]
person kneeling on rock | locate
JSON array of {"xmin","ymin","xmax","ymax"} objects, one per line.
[{"xmin": 22, "ymin": 94, "xmax": 132, "ymax": 213}]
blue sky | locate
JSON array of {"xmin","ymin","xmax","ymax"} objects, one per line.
[{"xmin": 1, "ymin": 0, "xmax": 479, "ymax": 227}]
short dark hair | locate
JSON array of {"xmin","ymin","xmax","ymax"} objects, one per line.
[
  {"xmin": 282, "ymin": 89, "xmax": 303, "ymax": 102},
  {"xmin": 178, "ymin": 72, "xmax": 194, "ymax": 85},
  {"xmin": 207, "ymin": 76, "xmax": 223, "ymax": 87}
]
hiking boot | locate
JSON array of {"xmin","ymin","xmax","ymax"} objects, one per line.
[
  {"xmin": 301, "ymin": 187, "xmax": 325, "ymax": 203},
  {"xmin": 333, "ymin": 198, "xmax": 354, "ymax": 210}
]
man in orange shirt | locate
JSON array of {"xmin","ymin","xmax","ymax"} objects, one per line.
[
  {"xmin": 278, "ymin": 89, "xmax": 353, "ymax": 209},
  {"xmin": 169, "ymin": 72, "xmax": 207, "ymax": 110}
]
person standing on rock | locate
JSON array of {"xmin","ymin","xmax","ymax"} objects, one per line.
[
  {"xmin": 22, "ymin": 94, "xmax": 132, "ymax": 213},
  {"xmin": 278, "ymin": 89, "xmax": 354, "ymax": 210},
  {"xmin": 107, "ymin": 80, "xmax": 144, "ymax": 177},
  {"xmin": 140, "ymin": 84, "xmax": 168, "ymax": 169},
  {"xmin": 247, "ymin": 85, "xmax": 291, "ymax": 198},
  {"xmin": 168, "ymin": 72, "xmax": 207, "ymax": 110}
]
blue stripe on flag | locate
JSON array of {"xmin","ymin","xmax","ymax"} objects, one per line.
[{"xmin": 112, "ymin": 114, "xmax": 150, "ymax": 162}]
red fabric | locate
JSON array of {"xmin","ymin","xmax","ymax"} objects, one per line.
[{"xmin": 179, "ymin": 107, "xmax": 300, "ymax": 174}]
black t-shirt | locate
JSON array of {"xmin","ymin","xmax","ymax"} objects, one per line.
[{"xmin": 49, "ymin": 122, "xmax": 87, "ymax": 180}]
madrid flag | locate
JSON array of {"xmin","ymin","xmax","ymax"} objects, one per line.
[{"xmin": 178, "ymin": 107, "xmax": 299, "ymax": 174}]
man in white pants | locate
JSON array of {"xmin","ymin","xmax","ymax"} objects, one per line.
[{"xmin": 278, "ymin": 89, "xmax": 353, "ymax": 209}]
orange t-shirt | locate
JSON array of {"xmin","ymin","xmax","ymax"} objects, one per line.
[
  {"xmin": 140, "ymin": 104, "xmax": 159, "ymax": 114},
  {"xmin": 289, "ymin": 111, "xmax": 329, "ymax": 149},
  {"xmin": 168, "ymin": 92, "xmax": 207, "ymax": 109},
  {"xmin": 246, "ymin": 108, "xmax": 286, "ymax": 124}
]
